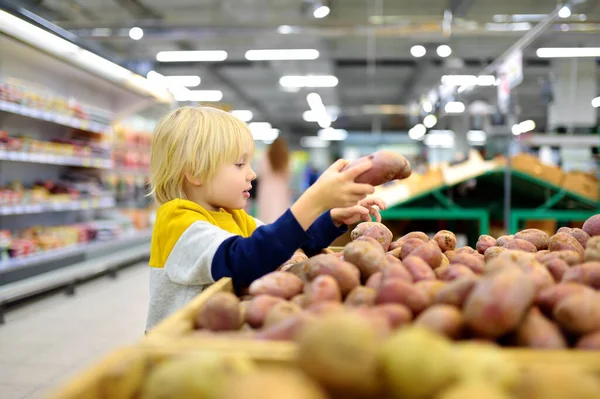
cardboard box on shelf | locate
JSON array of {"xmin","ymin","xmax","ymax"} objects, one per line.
[
  {"xmin": 562, "ymin": 171, "xmax": 599, "ymax": 202},
  {"xmin": 511, "ymin": 153, "xmax": 565, "ymax": 188}
]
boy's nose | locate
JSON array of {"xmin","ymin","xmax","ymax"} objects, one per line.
[{"xmin": 249, "ymin": 168, "xmax": 257, "ymax": 181}]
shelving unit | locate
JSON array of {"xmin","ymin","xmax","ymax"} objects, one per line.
[{"xmin": 0, "ymin": 31, "xmax": 168, "ymax": 311}]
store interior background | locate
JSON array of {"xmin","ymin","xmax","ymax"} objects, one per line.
[{"xmin": 0, "ymin": 0, "xmax": 599, "ymax": 398}]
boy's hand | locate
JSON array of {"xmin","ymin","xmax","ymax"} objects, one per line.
[{"xmin": 331, "ymin": 197, "xmax": 387, "ymax": 226}]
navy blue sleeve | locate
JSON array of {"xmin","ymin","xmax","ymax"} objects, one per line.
[
  {"xmin": 211, "ymin": 209, "xmax": 311, "ymax": 289},
  {"xmin": 301, "ymin": 211, "xmax": 348, "ymax": 257}
]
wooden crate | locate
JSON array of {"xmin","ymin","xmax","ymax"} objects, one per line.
[
  {"xmin": 50, "ymin": 338, "xmax": 600, "ymax": 399},
  {"xmin": 511, "ymin": 153, "xmax": 565, "ymax": 187},
  {"xmin": 562, "ymin": 171, "xmax": 599, "ymax": 202}
]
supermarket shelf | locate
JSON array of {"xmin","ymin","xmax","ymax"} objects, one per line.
[
  {"xmin": 0, "ymin": 228, "xmax": 152, "ymax": 274},
  {"xmin": 0, "ymin": 241, "xmax": 150, "ymax": 321},
  {"xmin": 0, "ymin": 100, "xmax": 111, "ymax": 135},
  {"xmin": 518, "ymin": 133, "xmax": 600, "ymax": 147},
  {"xmin": 0, "ymin": 197, "xmax": 116, "ymax": 216},
  {"xmin": 0, "ymin": 150, "xmax": 112, "ymax": 169}
]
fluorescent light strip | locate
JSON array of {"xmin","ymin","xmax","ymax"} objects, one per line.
[
  {"xmin": 245, "ymin": 49, "xmax": 319, "ymax": 61},
  {"xmin": 0, "ymin": 11, "xmax": 172, "ymax": 102},
  {"xmin": 318, "ymin": 128, "xmax": 348, "ymax": 141},
  {"xmin": 301, "ymin": 136, "xmax": 330, "ymax": 148},
  {"xmin": 279, "ymin": 75, "xmax": 338, "ymax": 88},
  {"xmin": 592, "ymin": 96, "xmax": 600, "ymax": 108},
  {"xmin": 536, "ymin": 48, "xmax": 600, "ymax": 58},
  {"xmin": 175, "ymin": 90, "xmax": 223, "ymax": 102},
  {"xmin": 231, "ymin": 110, "xmax": 253, "ymax": 122},
  {"xmin": 165, "ymin": 75, "xmax": 201, "ymax": 87},
  {"xmin": 444, "ymin": 101, "xmax": 465, "ymax": 114},
  {"xmin": 156, "ymin": 50, "xmax": 228, "ymax": 62}
]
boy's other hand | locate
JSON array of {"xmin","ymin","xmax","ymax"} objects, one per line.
[{"xmin": 330, "ymin": 197, "xmax": 387, "ymax": 226}]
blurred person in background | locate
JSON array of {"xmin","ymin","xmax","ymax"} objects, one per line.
[{"xmin": 257, "ymin": 136, "xmax": 292, "ymax": 223}]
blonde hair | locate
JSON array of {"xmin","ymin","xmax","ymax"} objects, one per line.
[{"xmin": 149, "ymin": 106, "xmax": 255, "ymax": 204}]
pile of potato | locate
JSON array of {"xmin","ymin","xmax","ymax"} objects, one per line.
[{"xmin": 194, "ymin": 214, "xmax": 600, "ymax": 350}]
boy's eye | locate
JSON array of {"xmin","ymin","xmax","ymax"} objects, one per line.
[{"xmin": 236, "ymin": 163, "xmax": 245, "ymax": 168}]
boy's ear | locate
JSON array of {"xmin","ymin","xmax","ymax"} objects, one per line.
[{"xmin": 184, "ymin": 171, "xmax": 203, "ymax": 186}]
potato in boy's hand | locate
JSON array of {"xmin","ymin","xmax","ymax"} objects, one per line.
[{"xmin": 342, "ymin": 150, "xmax": 411, "ymax": 186}]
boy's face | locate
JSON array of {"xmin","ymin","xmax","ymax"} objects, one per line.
[{"xmin": 203, "ymin": 153, "xmax": 256, "ymax": 211}]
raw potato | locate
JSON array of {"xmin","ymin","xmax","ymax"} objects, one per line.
[
  {"xmin": 403, "ymin": 256, "xmax": 436, "ymax": 281},
  {"xmin": 399, "ymin": 238, "xmax": 427, "ymax": 259},
  {"xmin": 576, "ymin": 331, "xmax": 600, "ymax": 350},
  {"xmin": 584, "ymin": 236, "xmax": 600, "ymax": 261},
  {"xmin": 463, "ymin": 269, "xmax": 536, "ymax": 338},
  {"xmin": 344, "ymin": 286, "xmax": 376, "ymax": 307},
  {"xmin": 535, "ymin": 282, "xmax": 594, "ymax": 314},
  {"xmin": 409, "ymin": 242, "xmax": 443, "ymax": 268},
  {"xmin": 220, "ymin": 368, "xmax": 329, "ymax": 399},
  {"xmin": 296, "ymin": 313, "xmax": 381, "ymax": 396},
  {"xmin": 245, "ymin": 295, "xmax": 285, "ymax": 328},
  {"xmin": 354, "ymin": 235, "xmax": 382, "ymax": 249},
  {"xmin": 484, "ymin": 246, "xmax": 507, "ymax": 262},
  {"xmin": 249, "ymin": 272, "xmax": 304, "ymax": 299},
  {"xmin": 352, "ymin": 307, "xmax": 392, "ymax": 337},
  {"xmin": 514, "ymin": 229, "xmax": 549, "ymax": 250},
  {"xmin": 304, "ymin": 275, "xmax": 342, "ymax": 305},
  {"xmin": 544, "ymin": 258, "xmax": 569, "ymax": 282},
  {"xmin": 380, "ymin": 326, "xmax": 456, "ymax": 399},
  {"xmin": 351, "ymin": 222, "xmax": 378, "ymax": 241},
  {"xmin": 496, "ymin": 235, "xmax": 514, "ymax": 247},
  {"xmin": 305, "ymin": 255, "xmax": 361, "ymax": 295},
  {"xmin": 255, "ymin": 313, "xmax": 315, "ymax": 341},
  {"xmin": 195, "ymin": 292, "xmax": 242, "ymax": 331},
  {"xmin": 450, "ymin": 253, "xmax": 484, "ymax": 274},
  {"xmin": 453, "ymin": 342, "xmax": 519, "ymax": 390},
  {"xmin": 515, "ymin": 307, "xmax": 566, "ymax": 348},
  {"xmin": 436, "ymin": 264, "xmax": 475, "ymax": 281},
  {"xmin": 444, "ymin": 250, "xmax": 457, "ymax": 262},
  {"xmin": 343, "ymin": 240, "xmax": 386, "ymax": 280},
  {"xmin": 582, "ymin": 214, "xmax": 600, "ymax": 237},
  {"xmin": 388, "ymin": 241, "xmax": 401, "ymax": 251},
  {"xmin": 434, "ymin": 276, "xmax": 479, "ymax": 307},
  {"xmin": 373, "ymin": 303, "xmax": 413, "ymax": 329},
  {"xmin": 375, "ymin": 278, "xmax": 430, "ymax": 313},
  {"xmin": 263, "ymin": 301, "xmax": 303, "ymax": 327},
  {"xmin": 553, "ymin": 290, "xmax": 600, "ymax": 334},
  {"xmin": 342, "ymin": 149, "xmax": 412, "ymax": 186},
  {"xmin": 440, "ymin": 253, "xmax": 450, "ymax": 268},
  {"xmin": 415, "ymin": 304, "xmax": 463, "ymax": 339},
  {"xmin": 415, "ymin": 280, "xmax": 447, "ymax": 303},
  {"xmin": 557, "ymin": 226, "xmax": 590, "ymax": 248},
  {"xmin": 502, "ymin": 238, "xmax": 537, "ymax": 253},
  {"xmin": 360, "ymin": 223, "xmax": 393, "ymax": 251},
  {"xmin": 540, "ymin": 250, "xmax": 582, "ymax": 266},
  {"xmin": 396, "ymin": 231, "xmax": 429, "ymax": 244},
  {"xmin": 476, "ymin": 235, "xmax": 496, "ymax": 254},
  {"xmin": 433, "ymin": 230, "xmax": 457, "ymax": 252},
  {"xmin": 548, "ymin": 232, "xmax": 585, "ymax": 257},
  {"xmin": 279, "ymin": 251, "xmax": 309, "ymax": 270},
  {"xmin": 382, "ymin": 256, "xmax": 413, "ymax": 282},
  {"xmin": 561, "ymin": 261, "xmax": 600, "ymax": 289},
  {"xmin": 306, "ymin": 301, "xmax": 344, "ymax": 316},
  {"xmin": 386, "ymin": 246, "xmax": 403, "ymax": 259},
  {"xmin": 365, "ymin": 271, "xmax": 383, "ymax": 289},
  {"xmin": 290, "ymin": 294, "xmax": 306, "ymax": 308},
  {"xmin": 455, "ymin": 246, "xmax": 477, "ymax": 255}
]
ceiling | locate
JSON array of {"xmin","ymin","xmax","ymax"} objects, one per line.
[{"xmin": 10, "ymin": 0, "xmax": 600, "ymax": 136}]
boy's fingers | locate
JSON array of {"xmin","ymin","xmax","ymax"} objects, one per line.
[
  {"xmin": 342, "ymin": 159, "xmax": 373, "ymax": 179},
  {"xmin": 373, "ymin": 198, "xmax": 387, "ymax": 210},
  {"xmin": 369, "ymin": 206, "xmax": 382, "ymax": 222},
  {"xmin": 329, "ymin": 159, "xmax": 349, "ymax": 172},
  {"xmin": 352, "ymin": 184, "xmax": 375, "ymax": 196}
]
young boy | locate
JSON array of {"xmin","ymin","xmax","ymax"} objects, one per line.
[{"xmin": 146, "ymin": 106, "xmax": 386, "ymax": 330}]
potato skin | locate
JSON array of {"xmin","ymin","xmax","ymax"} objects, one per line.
[
  {"xmin": 374, "ymin": 278, "xmax": 430, "ymax": 313},
  {"xmin": 350, "ymin": 222, "xmax": 378, "ymax": 241},
  {"xmin": 382, "ymin": 256, "xmax": 413, "ymax": 282},
  {"xmin": 403, "ymin": 255, "xmax": 436, "ymax": 282},
  {"xmin": 249, "ymin": 271, "xmax": 304, "ymax": 299},
  {"xmin": 576, "ymin": 331, "xmax": 600, "ymax": 350},
  {"xmin": 540, "ymin": 250, "xmax": 582, "ymax": 266},
  {"xmin": 582, "ymin": 214, "xmax": 600, "ymax": 237},
  {"xmin": 360, "ymin": 223, "xmax": 393, "ymax": 251},
  {"xmin": 372, "ymin": 304, "xmax": 413, "ymax": 329},
  {"xmin": 502, "ymin": 238, "xmax": 537, "ymax": 253},
  {"xmin": 399, "ymin": 238, "xmax": 427, "ymax": 260},
  {"xmin": 535, "ymin": 283, "xmax": 595, "ymax": 314},
  {"xmin": 553, "ymin": 290, "xmax": 600, "ymax": 334},
  {"xmin": 343, "ymin": 240, "xmax": 387, "ymax": 280},
  {"xmin": 263, "ymin": 301, "xmax": 303, "ymax": 327},
  {"xmin": 435, "ymin": 264, "xmax": 476, "ymax": 281},
  {"xmin": 455, "ymin": 246, "xmax": 478, "ymax": 255},
  {"xmin": 245, "ymin": 295, "xmax": 285, "ymax": 328},
  {"xmin": 344, "ymin": 286, "xmax": 376, "ymax": 308},
  {"xmin": 342, "ymin": 150, "xmax": 412, "ymax": 185},
  {"xmin": 548, "ymin": 232, "xmax": 585, "ymax": 257},
  {"xmin": 515, "ymin": 307, "xmax": 567, "ymax": 349},
  {"xmin": 434, "ymin": 276, "xmax": 479, "ymax": 307},
  {"xmin": 584, "ymin": 236, "xmax": 600, "ymax": 262},
  {"xmin": 255, "ymin": 313, "xmax": 315, "ymax": 341},
  {"xmin": 496, "ymin": 235, "xmax": 514, "ymax": 247},
  {"xmin": 557, "ymin": 227, "xmax": 590, "ymax": 249},
  {"xmin": 433, "ymin": 230, "xmax": 457, "ymax": 252},
  {"xmin": 195, "ymin": 292, "xmax": 242, "ymax": 331},
  {"xmin": 514, "ymin": 229, "xmax": 549, "ymax": 250},
  {"xmin": 561, "ymin": 261, "xmax": 600, "ymax": 289},
  {"xmin": 450, "ymin": 253, "xmax": 485, "ymax": 274},
  {"xmin": 365, "ymin": 271, "xmax": 383, "ymax": 290},
  {"xmin": 305, "ymin": 255, "xmax": 361, "ymax": 296},
  {"xmin": 476, "ymin": 235, "xmax": 497, "ymax": 254},
  {"xmin": 415, "ymin": 304, "xmax": 463, "ymax": 339},
  {"xmin": 396, "ymin": 231, "xmax": 429, "ymax": 244},
  {"xmin": 463, "ymin": 269, "xmax": 536, "ymax": 338},
  {"xmin": 545, "ymin": 258, "xmax": 570, "ymax": 282},
  {"xmin": 484, "ymin": 246, "xmax": 507, "ymax": 262},
  {"xmin": 414, "ymin": 280, "xmax": 447, "ymax": 303},
  {"xmin": 408, "ymin": 242, "xmax": 443, "ymax": 269},
  {"xmin": 304, "ymin": 275, "xmax": 342, "ymax": 305}
]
